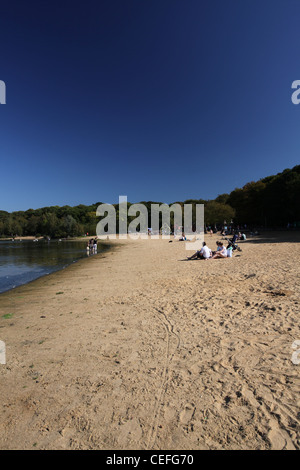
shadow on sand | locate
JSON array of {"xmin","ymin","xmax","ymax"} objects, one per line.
[{"xmin": 227, "ymin": 231, "xmax": 300, "ymax": 245}]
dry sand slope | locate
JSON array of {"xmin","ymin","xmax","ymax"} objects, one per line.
[{"xmin": 0, "ymin": 232, "xmax": 299, "ymax": 450}]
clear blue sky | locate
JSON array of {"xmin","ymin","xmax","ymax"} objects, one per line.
[{"xmin": 0, "ymin": 0, "xmax": 299, "ymax": 212}]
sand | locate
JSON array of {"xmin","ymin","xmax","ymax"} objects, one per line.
[{"xmin": 0, "ymin": 232, "xmax": 299, "ymax": 450}]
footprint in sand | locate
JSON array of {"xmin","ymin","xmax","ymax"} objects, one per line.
[{"xmin": 179, "ymin": 403, "xmax": 195, "ymax": 425}]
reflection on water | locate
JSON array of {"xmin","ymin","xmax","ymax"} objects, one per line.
[{"xmin": 0, "ymin": 239, "xmax": 106, "ymax": 294}]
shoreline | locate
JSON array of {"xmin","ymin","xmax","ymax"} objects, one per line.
[
  {"xmin": 0, "ymin": 238, "xmax": 116, "ymax": 296},
  {"xmin": 0, "ymin": 232, "xmax": 299, "ymax": 450}
]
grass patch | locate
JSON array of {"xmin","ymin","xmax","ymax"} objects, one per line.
[{"xmin": 2, "ymin": 313, "xmax": 13, "ymax": 319}]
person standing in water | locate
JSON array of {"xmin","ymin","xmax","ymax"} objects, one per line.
[{"xmin": 93, "ymin": 237, "xmax": 98, "ymax": 253}]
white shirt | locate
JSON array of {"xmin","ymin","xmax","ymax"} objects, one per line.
[{"xmin": 200, "ymin": 245, "xmax": 211, "ymax": 258}]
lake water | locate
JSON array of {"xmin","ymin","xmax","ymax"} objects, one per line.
[{"xmin": 0, "ymin": 239, "xmax": 106, "ymax": 294}]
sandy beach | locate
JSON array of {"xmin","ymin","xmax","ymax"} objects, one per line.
[{"xmin": 0, "ymin": 232, "xmax": 299, "ymax": 450}]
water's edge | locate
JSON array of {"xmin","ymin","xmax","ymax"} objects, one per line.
[{"xmin": 0, "ymin": 240, "xmax": 114, "ymax": 295}]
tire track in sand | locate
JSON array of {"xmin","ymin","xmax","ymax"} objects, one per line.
[{"xmin": 145, "ymin": 306, "xmax": 181, "ymax": 450}]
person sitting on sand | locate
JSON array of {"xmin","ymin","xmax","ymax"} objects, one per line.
[
  {"xmin": 211, "ymin": 242, "xmax": 227, "ymax": 259},
  {"xmin": 187, "ymin": 242, "xmax": 212, "ymax": 260},
  {"xmin": 211, "ymin": 240, "xmax": 220, "ymax": 256}
]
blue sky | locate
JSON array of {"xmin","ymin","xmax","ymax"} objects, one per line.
[{"xmin": 0, "ymin": 0, "xmax": 299, "ymax": 212}]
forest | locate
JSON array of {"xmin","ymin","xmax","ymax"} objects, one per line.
[{"xmin": 1, "ymin": 165, "xmax": 299, "ymax": 238}]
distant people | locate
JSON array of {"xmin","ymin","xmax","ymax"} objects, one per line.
[
  {"xmin": 93, "ymin": 237, "xmax": 98, "ymax": 253},
  {"xmin": 89, "ymin": 238, "xmax": 94, "ymax": 252},
  {"xmin": 187, "ymin": 242, "xmax": 212, "ymax": 260}
]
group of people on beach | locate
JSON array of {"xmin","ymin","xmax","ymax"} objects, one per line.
[
  {"xmin": 187, "ymin": 241, "xmax": 230, "ymax": 261},
  {"xmin": 87, "ymin": 237, "xmax": 97, "ymax": 254}
]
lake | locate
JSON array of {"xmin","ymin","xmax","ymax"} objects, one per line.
[{"xmin": 0, "ymin": 239, "xmax": 106, "ymax": 294}]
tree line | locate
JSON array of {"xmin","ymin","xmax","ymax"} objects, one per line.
[{"xmin": 0, "ymin": 165, "xmax": 299, "ymax": 238}]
